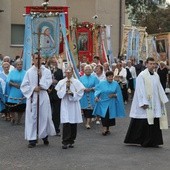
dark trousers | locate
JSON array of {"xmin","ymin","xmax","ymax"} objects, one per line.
[
  {"xmin": 101, "ymin": 109, "xmax": 115, "ymax": 127},
  {"xmin": 51, "ymin": 102, "xmax": 61, "ymax": 133},
  {"xmin": 121, "ymin": 84, "xmax": 128, "ymax": 102},
  {"xmin": 62, "ymin": 123, "xmax": 77, "ymax": 145}
]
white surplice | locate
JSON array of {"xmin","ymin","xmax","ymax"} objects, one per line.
[
  {"xmin": 130, "ymin": 70, "xmax": 169, "ymax": 119},
  {"xmin": 20, "ymin": 65, "xmax": 56, "ymax": 140},
  {"xmin": 55, "ymin": 77, "xmax": 85, "ymax": 124}
]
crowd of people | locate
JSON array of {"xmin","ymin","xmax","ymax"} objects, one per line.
[{"xmin": 0, "ymin": 53, "xmax": 169, "ymax": 149}]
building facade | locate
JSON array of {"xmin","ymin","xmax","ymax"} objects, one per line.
[{"xmin": 0, "ymin": 0, "xmax": 125, "ymax": 59}]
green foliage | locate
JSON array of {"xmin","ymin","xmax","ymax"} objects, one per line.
[
  {"xmin": 125, "ymin": 0, "xmax": 170, "ymax": 34},
  {"xmin": 140, "ymin": 6, "xmax": 170, "ymax": 34}
]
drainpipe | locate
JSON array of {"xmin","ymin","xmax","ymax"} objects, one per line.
[{"xmin": 119, "ymin": 0, "xmax": 122, "ymax": 55}]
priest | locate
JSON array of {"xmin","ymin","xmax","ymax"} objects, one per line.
[{"xmin": 124, "ymin": 57, "xmax": 169, "ymax": 147}]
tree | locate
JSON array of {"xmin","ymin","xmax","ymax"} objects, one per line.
[
  {"xmin": 125, "ymin": 0, "xmax": 170, "ymax": 34},
  {"xmin": 126, "ymin": 0, "xmax": 158, "ymax": 25},
  {"xmin": 140, "ymin": 6, "xmax": 170, "ymax": 34}
]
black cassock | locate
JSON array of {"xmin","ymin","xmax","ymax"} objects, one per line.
[{"xmin": 48, "ymin": 68, "xmax": 63, "ymax": 134}]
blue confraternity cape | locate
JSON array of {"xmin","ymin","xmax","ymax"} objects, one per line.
[{"xmin": 93, "ymin": 80, "xmax": 126, "ymax": 118}]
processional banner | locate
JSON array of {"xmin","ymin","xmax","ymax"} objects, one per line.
[
  {"xmin": 105, "ymin": 25, "xmax": 114, "ymax": 65},
  {"xmin": 120, "ymin": 26, "xmax": 146, "ymax": 63},
  {"xmin": 140, "ymin": 35, "xmax": 160, "ymax": 62},
  {"xmin": 59, "ymin": 13, "xmax": 80, "ymax": 79},
  {"xmin": 23, "ymin": 15, "xmax": 60, "ymax": 70}
]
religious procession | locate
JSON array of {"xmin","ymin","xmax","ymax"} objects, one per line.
[{"xmin": 0, "ymin": 0, "xmax": 170, "ymax": 162}]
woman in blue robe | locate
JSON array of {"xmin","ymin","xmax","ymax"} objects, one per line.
[
  {"xmin": 80, "ymin": 65, "xmax": 99, "ymax": 129},
  {"xmin": 0, "ymin": 62, "xmax": 10, "ymax": 120},
  {"xmin": 93, "ymin": 71, "xmax": 126, "ymax": 135},
  {"xmin": 6, "ymin": 59, "xmax": 26, "ymax": 125},
  {"xmin": 0, "ymin": 79, "xmax": 5, "ymax": 113}
]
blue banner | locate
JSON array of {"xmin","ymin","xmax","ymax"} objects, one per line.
[
  {"xmin": 23, "ymin": 15, "xmax": 60, "ymax": 71},
  {"xmin": 126, "ymin": 29, "xmax": 140, "ymax": 63},
  {"xmin": 32, "ymin": 16, "xmax": 60, "ymax": 58},
  {"xmin": 59, "ymin": 13, "xmax": 80, "ymax": 79},
  {"xmin": 23, "ymin": 15, "xmax": 32, "ymax": 70}
]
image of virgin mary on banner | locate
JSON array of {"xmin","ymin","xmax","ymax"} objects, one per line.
[{"xmin": 32, "ymin": 17, "xmax": 60, "ymax": 58}]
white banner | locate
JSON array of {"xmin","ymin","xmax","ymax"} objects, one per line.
[{"xmin": 105, "ymin": 25, "xmax": 114, "ymax": 65}]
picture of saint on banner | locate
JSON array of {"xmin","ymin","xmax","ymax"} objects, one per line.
[
  {"xmin": 31, "ymin": 17, "xmax": 60, "ymax": 58},
  {"xmin": 156, "ymin": 39, "xmax": 166, "ymax": 53},
  {"xmin": 40, "ymin": 26, "xmax": 55, "ymax": 57},
  {"xmin": 78, "ymin": 33, "xmax": 88, "ymax": 51}
]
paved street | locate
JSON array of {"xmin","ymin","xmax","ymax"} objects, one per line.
[{"xmin": 0, "ymin": 96, "xmax": 170, "ymax": 170}]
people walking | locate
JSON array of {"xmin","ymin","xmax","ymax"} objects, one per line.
[
  {"xmin": 55, "ymin": 66, "xmax": 85, "ymax": 149},
  {"xmin": 93, "ymin": 71, "xmax": 126, "ymax": 136},
  {"xmin": 124, "ymin": 57, "xmax": 169, "ymax": 147},
  {"xmin": 20, "ymin": 53, "xmax": 56, "ymax": 148},
  {"xmin": 80, "ymin": 65, "xmax": 99, "ymax": 129}
]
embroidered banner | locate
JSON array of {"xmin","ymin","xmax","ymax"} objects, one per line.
[
  {"xmin": 141, "ymin": 35, "xmax": 160, "ymax": 61},
  {"xmin": 23, "ymin": 15, "xmax": 32, "ymax": 70},
  {"xmin": 105, "ymin": 25, "xmax": 114, "ymax": 65},
  {"xmin": 100, "ymin": 27, "xmax": 108, "ymax": 63},
  {"xmin": 32, "ymin": 16, "xmax": 60, "ymax": 58},
  {"xmin": 126, "ymin": 28, "xmax": 140, "ymax": 62},
  {"xmin": 59, "ymin": 13, "xmax": 80, "ymax": 79},
  {"xmin": 23, "ymin": 15, "xmax": 60, "ymax": 70},
  {"xmin": 121, "ymin": 26, "xmax": 146, "ymax": 63}
]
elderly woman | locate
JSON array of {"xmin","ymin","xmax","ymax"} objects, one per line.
[
  {"xmin": 80, "ymin": 65, "xmax": 99, "ymax": 129},
  {"xmin": 93, "ymin": 71, "xmax": 125, "ymax": 135},
  {"xmin": 6, "ymin": 59, "xmax": 26, "ymax": 125},
  {"xmin": 0, "ymin": 62, "xmax": 10, "ymax": 120}
]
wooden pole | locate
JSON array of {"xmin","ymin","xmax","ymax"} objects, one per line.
[{"xmin": 36, "ymin": 28, "xmax": 41, "ymax": 142}]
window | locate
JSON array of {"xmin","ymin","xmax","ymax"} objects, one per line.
[{"xmin": 11, "ymin": 24, "xmax": 25, "ymax": 46}]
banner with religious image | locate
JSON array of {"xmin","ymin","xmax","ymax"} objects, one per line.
[
  {"xmin": 155, "ymin": 33, "xmax": 170, "ymax": 62},
  {"xmin": 140, "ymin": 35, "xmax": 160, "ymax": 62},
  {"xmin": 23, "ymin": 15, "xmax": 60, "ymax": 70},
  {"xmin": 32, "ymin": 16, "xmax": 60, "ymax": 58},
  {"xmin": 121, "ymin": 26, "xmax": 146, "ymax": 63}
]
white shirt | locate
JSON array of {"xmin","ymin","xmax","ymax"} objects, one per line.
[
  {"xmin": 118, "ymin": 67, "xmax": 127, "ymax": 84},
  {"xmin": 129, "ymin": 66, "xmax": 137, "ymax": 79}
]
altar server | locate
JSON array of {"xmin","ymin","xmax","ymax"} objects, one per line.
[
  {"xmin": 20, "ymin": 53, "xmax": 56, "ymax": 148},
  {"xmin": 55, "ymin": 66, "xmax": 85, "ymax": 149}
]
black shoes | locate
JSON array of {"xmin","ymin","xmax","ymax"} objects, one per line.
[
  {"xmin": 102, "ymin": 131, "xmax": 111, "ymax": 136},
  {"xmin": 28, "ymin": 143, "xmax": 36, "ymax": 148},
  {"xmin": 68, "ymin": 144, "xmax": 74, "ymax": 148},
  {"xmin": 62, "ymin": 144, "xmax": 74, "ymax": 149},
  {"xmin": 43, "ymin": 140, "xmax": 49, "ymax": 146},
  {"xmin": 43, "ymin": 136, "xmax": 49, "ymax": 146},
  {"xmin": 56, "ymin": 133, "xmax": 61, "ymax": 137},
  {"xmin": 62, "ymin": 145, "xmax": 68, "ymax": 149},
  {"xmin": 27, "ymin": 140, "xmax": 49, "ymax": 148}
]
